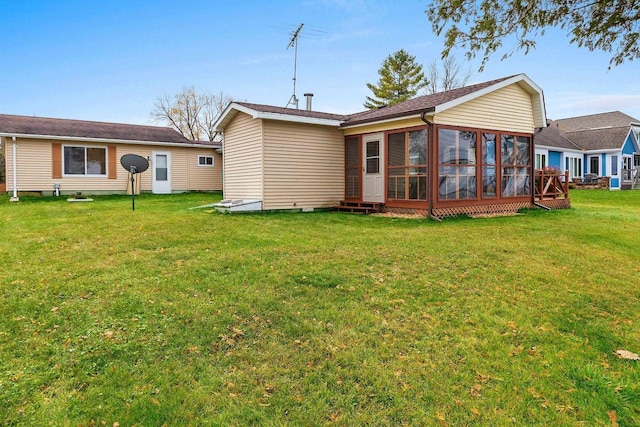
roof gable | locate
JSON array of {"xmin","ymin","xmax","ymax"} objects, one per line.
[
  {"xmin": 214, "ymin": 73, "xmax": 546, "ymax": 131},
  {"xmin": 0, "ymin": 114, "xmax": 191, "ymax": 144},
  {"xmin": 342, "ymin": 74, "xmax": 545, "ymax": 128}
]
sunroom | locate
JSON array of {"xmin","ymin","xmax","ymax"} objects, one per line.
[{"xmin": 339, "ymin": 73, "xmax": 569, "ymax": 218}]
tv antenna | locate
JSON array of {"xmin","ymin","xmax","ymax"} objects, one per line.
[{"xmin": 285, "ymin": 23, "xmax": 304, "ymax": 109}]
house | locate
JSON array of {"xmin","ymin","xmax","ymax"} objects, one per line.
[
  {"xmin": 535, "ymin": 111, "xmax": 640, "ymax": 189},
  {"xmin": 214, "ymin": 73, "xmax": 569, "ymax": 218},
  {"xmin": 0, "ymin": 114, "xmax": 222, "ymax": 199}
]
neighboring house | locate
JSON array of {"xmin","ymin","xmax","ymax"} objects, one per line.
[
  {"xmin": 214, "ymin": 73, "xmax": 568, "ymax": 218},
  {"xmin": 535, "ymin": 111, "xmax": 640, "ymax": 189},
  {"xmin": 0, "ymin": 114, "xmax": 222, "ymax": 198}
]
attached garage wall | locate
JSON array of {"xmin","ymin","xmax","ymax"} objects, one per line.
[
  {"xmin": 223, "ymin": 112, "xmax": 264, "ymax": 200},
  {"xmin": 434, "ymin": 84, "xmax": 535, "ymax": 133},
  {"xmin": 262, "ymin": 120, "xmax": 344, "ymax": 210}
]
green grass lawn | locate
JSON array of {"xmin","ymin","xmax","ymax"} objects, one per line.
[{"xmin": 1, "ymin": 190, "xmax": 639, "ymax": 426}]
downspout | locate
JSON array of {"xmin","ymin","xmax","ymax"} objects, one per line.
[
  {"xmin": 10, "ymin": 136, "xmax": 19, "ymax": 202},
  {"xmin": 420, "ymin": 111, "xmax": 440, "ymax": 221},
  {"xmin": 531, "ymin": 128, "xmax": 549, "ymax": 210}
]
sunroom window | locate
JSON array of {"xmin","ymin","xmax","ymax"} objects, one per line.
[
  {"xmin": 481, "ymin": 133, "xmax": 497, "ymax": 198},
  {"xmin": 501, "ymin": 135, "xmax": 530, "ymax": 197},
  {"xmin": 438, "ymin": 129, "xmax": 477, "ymax": 200},
  {"xmin": 387, "ymin": 129, "xmax": 427, "ymax": 200},
  {"xmin": 64, "ymin": 146, "xmax": 106, "ymax": 176}
]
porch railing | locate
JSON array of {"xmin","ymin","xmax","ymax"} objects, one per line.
[
  {"xmin": 534, "ymin": 170, "xmax": 569, "ymax": 200},
  {"xmin": 621, "ymin": 167, "xmax": 640, "ymax": 186}
]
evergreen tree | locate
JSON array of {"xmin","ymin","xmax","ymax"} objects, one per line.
[{"xmin": 364, "ymin": 49, "xmax": 428, "ymax": 109}]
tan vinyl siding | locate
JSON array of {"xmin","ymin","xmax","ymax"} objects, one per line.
[
  {"xmin": 6, "ymin": 138, "xmax": 221, "ymax": 194},
  {"xmin": 169, "ymin": 149, "xmax": 189, "ymax": 191},
  {"xmin": 262, "ymin": 120, "xmax": 344, "ymax": 210},
  {"xmin": 188, "ymin": 150, "xmax": 222, "ymax": 191},
  {"xmin": 6, "ymin": 138, "xmax": 54, "ymax": 192},
  {"xmin": 343, "ymin": 117, "xmax": 425, "ymax": 136},
  {"xmin": 223, "ymin": 112, "xmax": 264, "ymax": 200},
  {"xmin": 434, "ymin": 84, "xmax": 535, "ymax": 133}
]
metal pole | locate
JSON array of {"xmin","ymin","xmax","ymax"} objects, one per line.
[{"xmin": 130, "ymin": 166, "xmax": 136, "ymax": 211}]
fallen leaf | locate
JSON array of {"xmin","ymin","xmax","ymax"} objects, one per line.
[
  {"xmin": 150, "ymin": 397, "xmax": 161, "ymax": 406},
  {"xmin": 615, "ymin": 349, "xmax": 640, "ymax": 360},
  {"xmin": 435, "ymin": 412, "xmax": 448, "ymax": 426},
  {"xmin": 329, "ymin": 409, "xmax": 343, "ymax": 423},
  {"xmin": 607, "ymin": 410, "xmax": 618, "ymax": 427},
  {"xmin": 471, "ymin": 384, "xmax": 482, "ymax": 397},
  {"xmin": 51, "ymin": 307, "xmax": 60, "ymax": 313}
]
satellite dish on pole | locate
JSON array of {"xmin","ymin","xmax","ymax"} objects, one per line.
[{"xmin": 120, "ymin": 154, "xmax": 149, "ymax": 211}]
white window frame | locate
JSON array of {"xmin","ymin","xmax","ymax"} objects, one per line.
[
  {"xmin": 535, "ymin": 153, "xmax": 547, "ymax": 170},
  {"xmin": 62, "ymin": 145, "xmax": 108, "ymax": 177},
  {"xmin": 567, "ymin": 156, "xmax": 582, "ymax": 179},
  {"xmin": 197, "ymin": 155, "xmax": 214, "ymax": 167}
]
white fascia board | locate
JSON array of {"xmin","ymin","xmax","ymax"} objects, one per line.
[
  {"xmin": 584, "ymin": 148, "xmax": 621, "ymax": 154},
  {"xmin": 535, "ymin": 144, "xmax": 584, "ymax": 154},
  {"xmin": 433, "ymin": 73, "xmax": 547, "ymax": 128},
  {"xmin": 0, "ymin": 132, "xmax": 214, "ymax": 148},
  {"xmin": 340, "ymin": 113, "xmax": 424, "ymax": 130},
  {"xmin": 213, "ymin": 102, "xmax": 246, "ymax": 132}
]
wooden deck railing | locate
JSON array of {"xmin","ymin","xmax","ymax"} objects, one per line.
[
  {"xmin": 625, "ymin": 167, "xmax": 640, "ymax": 186},
  {"xmin": 534, "ymin": 170, "xmax": 569, "ymax": 200}
]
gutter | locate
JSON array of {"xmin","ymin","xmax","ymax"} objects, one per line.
[
  {"xmin": 10, "ymin": 136, "xmax": 18, "ymax": 201},
  {"xmin": 420, "ymin": 111, "xmax": 439, "ymax": 221},
  {"xmin": 0, "ymin": 132, "xmax": 214, "ymax": 149}
]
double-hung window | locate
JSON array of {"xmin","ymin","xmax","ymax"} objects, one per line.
[{"xmin": 64, "ymin": 146, "xmax": 107, "ymax": 176}]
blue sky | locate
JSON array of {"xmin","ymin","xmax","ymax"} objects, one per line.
[{"xmin": 1, "ymin": 0, "xmax": 639, "ymax": 125}]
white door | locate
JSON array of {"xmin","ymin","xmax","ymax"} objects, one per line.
[
  {"xmin": 362, "ymin": 133, "xmax": 384, "ymax": 203},
  {"xmin": 152, "ymin": 151, "xmax": 171, "ymax": 194}
]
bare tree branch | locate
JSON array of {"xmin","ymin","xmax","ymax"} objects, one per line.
[{"xmin": 151, "ymin": 87, "xmax": 232, "ymax": 141}]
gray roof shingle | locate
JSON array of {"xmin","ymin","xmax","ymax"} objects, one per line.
[
  {"xmin": 0, "ymin": 114, "xmax": 191, "ymax": 144},
  {"xmin": 536, "ymin": 112, "xmax": 640, "ymax": 151},
  {"xmin": 554, "ymin": 111, "xmax": 639, "ymax": 132},
  {"xmin": 563, "ymin": 126, "xmax": 631, "ymax": 151},
  {"xmin": 232, "ymin": 75, "xmax": 517, "ymax": 128},
  {"xmin": 534, "ymin": 124, "xmax": 582, "ymax": 150}
]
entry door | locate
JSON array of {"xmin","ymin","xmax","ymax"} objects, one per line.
[
  {"xmin": 152, "ymin": 151, "xmax": 171, "ymax": 194},
  {"xmin": 362, "ymin": 133, "xmax": 384, "ymax": 203}
]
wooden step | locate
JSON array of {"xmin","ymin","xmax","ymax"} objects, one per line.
[{"xmin": 333, "ymin": 201, "xmax": 384, "ymax": 214}]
